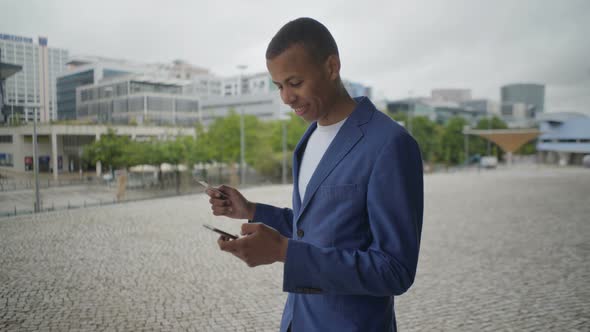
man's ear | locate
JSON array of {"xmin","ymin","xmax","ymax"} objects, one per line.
[{"xmin": 325, "ymin": 54, "xmax": 341, "ymax": 81}]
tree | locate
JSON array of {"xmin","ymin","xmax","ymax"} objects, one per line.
[
  {"xmin": 82, "ymin": 128, "xmax": 130, "ymax": 176},
  {"xmin": 440, "ymin": 117, "xmax": 468, "ymax": 165},
  {"xmin": 406, "ymin": 116, "xmax": 439, "ymax": 163},
  {"xmin": 161, "ymin": 136, "xmax": 193, "ymax": 194}
]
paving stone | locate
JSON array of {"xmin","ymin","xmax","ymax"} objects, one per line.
[{"xmin": 0, "ymin": 166, "xmax": 588, "ymax": 331}]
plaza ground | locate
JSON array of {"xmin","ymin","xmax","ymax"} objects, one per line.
[{"xmin": 1, "ymin": 166, "xmax": 588, "ymax": 331}]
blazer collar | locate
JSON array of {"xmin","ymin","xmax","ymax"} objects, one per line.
[{"xmin": 293, "ymin": 96, "xmax": 376, "ymax": 222}]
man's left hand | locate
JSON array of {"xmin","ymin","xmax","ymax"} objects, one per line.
[{"xmin": 218, "ymin": 223, "xmax": 289, "ymax": 267}]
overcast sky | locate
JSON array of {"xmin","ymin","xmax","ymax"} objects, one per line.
[{"xmin": 2, "ymin": 0, "xmax": 589, "ymax": 113}]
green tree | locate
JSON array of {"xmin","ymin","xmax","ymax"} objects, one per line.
[
  {"xmin": 406, "ymin": 116, "xmax": 439, "ymax": 162},
  {"xmin": 516, "ymin": 141, "xmax": 537, "ymax": 155},
  {"xmin": 440, "ymin": 117, "xmax": 468, "ymax": 165},
  {"xmin": 269, "ymin": 113, "xmax": 309, "ymax": 153},
  {"xmin": 82, "ymin": 128, "xmax": 131, "ymax": 176},
  {"xmin": 161, "ymin": 136, "xmax": 194, "ymax": 193}
]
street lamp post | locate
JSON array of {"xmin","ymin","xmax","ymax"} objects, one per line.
[
  {"xmin": 464, "ymin": 125, "xmax": 470, "ymax": 166},
  {"xmin": 33, "ymin": 107, "xmax": 41, "ymax": 212},
  {"xmin": 237, "ymin": 65, "xmax": 247, "ymax": 186},
  {"xmin": 240, "ymin": 108, "xmax": 245, "ymax": 185},
  {"xmin": 487, "ymin": 110, "xmax": 491, "ymax": 155},
  {"xmin": 278, "ymin": 113, "xmax": 290, "ymax": 185},
  {"xmin": 407, "ymin": 90, "xmax": 413, "ymax": 135},
  {"xmin": 282, "ymin": 119, "xmax": 287, "ymax": 184}
]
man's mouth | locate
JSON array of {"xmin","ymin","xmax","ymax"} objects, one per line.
[{"xmin": 293, "ymin": 105, "xmax": 308, "ymax": 116}]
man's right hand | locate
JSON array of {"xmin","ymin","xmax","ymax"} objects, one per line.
[{"xmin": 206, "ymin": 185, "xmax": 256, "ymax": 220}]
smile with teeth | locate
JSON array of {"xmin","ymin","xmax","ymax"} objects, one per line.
[{"xmin": 294, "ymin": 105, "xmax": 308, "ymax": 114}]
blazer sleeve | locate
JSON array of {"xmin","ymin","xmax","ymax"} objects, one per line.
[
  {"xmin": 252, "ymin": 203, "xmax": 294, "ymax": 238},
  {"xmin": 283, "ymin": 132, "xmax": 424, "ymax": 296}
]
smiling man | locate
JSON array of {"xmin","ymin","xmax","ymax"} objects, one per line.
[{"xmin": 206, "ymin": 17, "xmax": 424, "ymax": 331}]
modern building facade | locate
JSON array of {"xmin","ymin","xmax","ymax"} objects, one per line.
[
  {"xmin": 0, "ymin": 124, "xmax": 195, "ymax": 179},
  {"xmin": 199, "ymin": 93, "xmax": 290, "ymax": 126},
  {"xmin": 501, "ymin": 83, "xmax": 545, "ymax": 114},
  {"xmin": 500, "ymin": 102, "xmax": 536, "ymax": 128},
  {"xmin": 461, "ymin": 99, "xmax": 500, "ymax": 116},
  {"xmin": 76, "ymin": 75, "xmax": 200, "ymax": 126},
  {"xmin": 56, "ymin": 61, "xmax": 134, "ymax": 120},
  {"xmin": 0, "ymin": 55, "xmax": 22, "ymax": 124},
  {"xmin": 0, "ymin": 33, "xmax": 68, "ymax": 123},
  {"xmin": 386, "ymin": 98, "xmax": 485, "ymax": 126},
  {"xmin": 183, "ymin": 74, "xmax": 223, "ymax": 97},
  {"xmin": 221, "ymin": 72, "xmax": 278, "ymax": 96},
  {"xmin": 431, "ymin": 89, "xmax": 472, "ymax": 103},
  {"xmin": 536, "ymin": 112, "xmax": 590, "ymax": 166}
]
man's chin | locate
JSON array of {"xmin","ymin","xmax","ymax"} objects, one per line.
[{"xmin": 297, "ymin": 114, "xmax": 315, "ymax": 123}]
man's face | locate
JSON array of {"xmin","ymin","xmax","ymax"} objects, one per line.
[{"xmin": 266, "ymin": 44, "xmax": 337, "ymax": 123}]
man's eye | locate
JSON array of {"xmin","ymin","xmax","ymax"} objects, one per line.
[{"xmin": 290, "ymin": 81, "xmax": 302, "ymax": 87}]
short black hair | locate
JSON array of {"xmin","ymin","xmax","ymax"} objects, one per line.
[{"xmin": 266, "ymin": 17, "xmax": 339, "ymax": 64}]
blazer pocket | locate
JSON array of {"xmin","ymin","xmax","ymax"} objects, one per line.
[{"xmin": 318, "ymin": 184, "xmax": 359, "ymax": 200}]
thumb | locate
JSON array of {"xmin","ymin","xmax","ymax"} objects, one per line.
[
  {"xmin": 218, "ymin": 185, "xmax": 235, "ymax": 196},
  {"xmin": 241, "ymin": 222, "xmax": 260, "ymax": 236}
]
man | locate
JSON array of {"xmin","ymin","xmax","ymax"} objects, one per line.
[{"xmin": 206, "ymin": 17, "xmax": 423, "ymax": 332}]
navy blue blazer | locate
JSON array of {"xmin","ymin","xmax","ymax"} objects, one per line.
[{"xmin": 253, "ymin": 97, "xmax": 424, "ymax": 331}]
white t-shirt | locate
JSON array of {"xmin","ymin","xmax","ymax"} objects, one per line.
[{"xmin": 298, "ymin": 117, "xmax": 348, "ymax": 202}]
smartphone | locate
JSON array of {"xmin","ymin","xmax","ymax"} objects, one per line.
[
  {"xmin": 203, "ymin": 224, "xmax": 239, "ymax": 240},
  {"xmin": 196, "ymin": 180, "xmax": 226, "ymax": 198}
]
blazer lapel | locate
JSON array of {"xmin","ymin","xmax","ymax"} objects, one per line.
[
  {"xmin": 295, "ymin": 118, "xmax": 364, "ymax": 224},
  {"xmin": 292, "ymin": 122, "xmax": 317, "ymax": 214}
]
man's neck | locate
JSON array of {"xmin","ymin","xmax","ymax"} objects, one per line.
[{"xmin": 317, "ymin": 92, "xmax": 357, "ymax": 126}]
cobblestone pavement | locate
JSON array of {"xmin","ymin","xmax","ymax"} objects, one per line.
[{"xmin": 1, "ymin": 166, "xmax": 588, "ymax": 331}]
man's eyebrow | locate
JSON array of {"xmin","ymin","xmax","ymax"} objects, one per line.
[{"xmin": 272, "ymin": 76, "xmax": 297, "ymax": 85}]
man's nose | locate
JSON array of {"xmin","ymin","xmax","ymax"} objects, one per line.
[{"xmin": 281, "ymin": 88, "xmax": 296, "ymax": 105}]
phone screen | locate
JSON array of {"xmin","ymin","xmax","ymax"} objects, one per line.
[
  {"xmin": 203, "ymin": 224, "xmax": 238, "ymax": 240},
  {"xmin": 196, "ymin": 180, "xmax": 226, "ymax": 198}
]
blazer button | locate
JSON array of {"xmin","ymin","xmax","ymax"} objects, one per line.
[{"xmin": 297, "ymin": 229, "xmax": 304, "ymax": 238}]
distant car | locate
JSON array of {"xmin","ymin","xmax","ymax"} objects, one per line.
[
  {"xmin": 480, "ymin": 156, "xmax": 498, "ymax": 169},
  {"xmin": 467, "ymin": 154, "xmax": 481, "ymax": 165},
  {"xmin": 102, "ymin": 173, "xmax": 114, "ymax": 182}
]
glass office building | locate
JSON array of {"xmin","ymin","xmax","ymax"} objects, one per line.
[
  {"xmin": 77, "ymin": 77, "xmax": 200, "ymax": 126},
  {"xmin": 501, "ymin": 83, "xmax": 545, "ymax": 114},
  {"xmin": 0, "ymin": 33, "xmax": 68, "ymax": 123},
  {"xmin": 57, "ymin": 67, "xmax": 129, "ymax": 120}
]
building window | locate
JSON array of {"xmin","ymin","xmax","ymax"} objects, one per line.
[
  {"xmin": 0, "ymin": 135, "xmax": 13, "ymax": 143},
  {"xmin": 0, "ymin": 153, "xmax": 14, "ymax": 167}
]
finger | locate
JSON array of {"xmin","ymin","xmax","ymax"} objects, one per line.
[
  {"xmin": 212, "ymin": 207, "xmax": 233, "ymax": 215},
  {"xmin": 217, "ymin": 235, "xmax": 232, "ymax": 247},
  {"xmin": 206, "ymin": 188, "xmax": 224, "ymax": 199},
  {"xmin": 217, "ymin": 185, "xmax": 234, "ymax": 196},
  {"xmin": 218, "ymin": 236, "xmax": 242, "ymax": 252},
  {"xmin": 241, "ymin": 222, "xmax": 260, "ymax": 235},
  {"xmin": 209, "ymin": 197, "xmax": 231, "ymax": 207}
]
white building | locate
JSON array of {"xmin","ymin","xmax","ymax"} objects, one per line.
[
  {"xmin": 0, "ymin": 124, "xmax": 195, "ymax": 179},
  {"xmin": 461, "ymin": 99, "xmax": 501, "ymax": 116},
  {"xmin": 200, "ymin": 93, "xmax": 290, "ymax": 126},
  {"xmin": 182, "ymin": 74, "xmax": 223, "ymax": 97},
  {"xmin": 57, "ymin": 58, "xmax": 146, "ymax": 120},
  {"xmin": 431, "ymin": 89, "xmax": 472, "ymax": 103},
  {"xmin": 76, "ymin": 75, "xmax": 200, "ymax": 126},
  {"xmin": 501, "ymin": 102, "xmax": 536, "ymax": 128},
  {"xmin": 221, "ymin": 72, "xmax": 277, "ymax": 96},
  {"xmin": 0, "ymin": 33, "xmax": 68, "ymax": 123}
]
